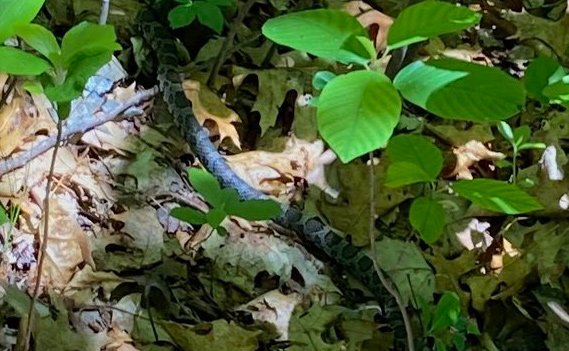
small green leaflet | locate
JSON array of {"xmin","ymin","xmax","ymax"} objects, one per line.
[
  {"xmin": 430, "ymin": 292, "xmax": 461, "ymax": 333},
  {"xmin": 171, "ymin": 168, "xmax": 282, "ymax": 232},
  {"xmin": 409, "ymin": 197, "xmax": 445, "ymax": 244},
  {"xmin": 0, "ymin": 46, "xmax": 51, "ymax": 75},
  {"xmin": 387, "ymin": 0, "xmax": 481, "ymax": 51},
  {"xmin": 452, "ymin": 179, "xmax": 543, "ymax": 214},
  {"xmin": 385, "ymin": 134, "xmax": 443, "ymax": 187},
  {"xmin": 524, "ymin": 56, "xmax": 564, "ymax": 103},
  {"xmin": 168, "ymin": 0, "xmax": 235, "ymax": 33}
]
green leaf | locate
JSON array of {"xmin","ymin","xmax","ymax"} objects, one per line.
[
  {"xmin": 207, "ymin": 208, "xmax": 227, "ymax": 228},
  {"xmin": 430, "ymin": 292, "xmax": 461, "ymax": 333},
  {"xmin": 386, "ymin": 134, "xmax": 443, "ymax": 179},
  {"xmin": 385, "ymin": 162, "xmax": 434, "ymax": 187},
  {"xmin": 170, "ymin": 207, "xmax": 207, "ymax": 225},
  {"xmin": 394, "ymin": 58, "xmax": 526, "ymax": 121},
  {"xmin": 0, "ymin": 0, "xmax": 45, "ymax": 42},
  {"xmin": 409, "ymin": 197, "xmax": 445, "ymax": 244},
  {"xmin": 168, "ymin": 5, "xmax": 197, "ymax": 29},
  {"xmin": 194, "ymin": 2, "xmax": 224, "ymax": 33},
  {"xmin": 317, "ymin": 70, "xmax": 401, "ymax": 163},
  {"xmin": 188, "ymin": 168, "xmax": 223, "ymax": 207},
  {"xmin": 542, "ymin": 74, "xmax": 569, "ymax": 105},
  {"xmin": 60, "ymin": 22, "xmax": 121, "ymax": 68},
  {"xmin": 452, "ymin": 179, "xmax": 544, "ymax": 214},
  {"xmin": 387, "ymin": 1, "xmax": 481, "ymax": 51},
  {"xmin": 0, "ymin": 46, "xmax": 51, "ymax": 75},
  {"xmin": 312, "ymin": 71, "xmax": 336, "ymax": 90},
  {"xmin": 518, "ymin": 142, "xmax": 546, "ymax": 151},
  {"xmin": 262, "ymin": 9, "xmax": 372, "ymax": 65},
  {"xmin": 497, "ymin": 121, "xmax": 514, "ymax": 142},
  {"xmin": 524, "ymin": 56, "xmax": 564, "ymax": 103},
  {"xmin": 21, "ymin": 80, "xmax": 43, "ymax": 94},
  {"xmin": 0, "ymin": 206, "xmax": 9, "ymax": 225},
  {"xmin": 513, "ymin": 125, "xmax": 531, "ymax": 146},
  {"xmin": 225, "ymin": 199, "xmax": 282, "ymax": 221},
  {"xmin": 15, "ymin": 23, "xmax": 60, "ymax": 64}
]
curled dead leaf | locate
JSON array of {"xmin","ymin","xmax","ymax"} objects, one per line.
[
  {"xmin": 449, "ymin": 140, "xmax": 505, "ymax": 179},
  {"xmin": 344, "ymin": 1, "xmax": 393, "ymax": 53},
  {"xmin": 225, "ymin": 135, "xmax": 338, "ymax": 200},
  {"xmin": 182, "ymin": 80, "xmax": 242, "ymax": 148}
]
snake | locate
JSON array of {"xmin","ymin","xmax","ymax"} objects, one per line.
[{"xmin": 139, "ymin": 8, "xmax": 409, "ymax": 350}]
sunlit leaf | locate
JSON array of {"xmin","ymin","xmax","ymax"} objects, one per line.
[{"xmin": 0, "ymin": 46, "xmax": 51, "ymax": 75}]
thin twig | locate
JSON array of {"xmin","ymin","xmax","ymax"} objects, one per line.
[
  {"xmin": 0, "ymin": 87, "xmax": 157, "ymax": 176},
  {"xmin": 206, "ymin": 0, "xmax": 258, "ymax": 87},
  {"xmin": 22, "ymin": 115, "xmax": 63, "ymax": 351},
  {"xmin": 367, "ymin": 152, "xmax": 415, "ymax": 351},
  {"xmin": 99, "ymin": 0, "xmax": 110, "ymax": 25}
]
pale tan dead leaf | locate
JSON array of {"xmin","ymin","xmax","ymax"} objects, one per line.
[
  {"xmin": 0, "ymin": 98, "xmax": 35, "ymax": 156},
  {"xmin": 450, "ymin": 140, "xmax": 506, "ymax": 179},
  {"xmin": 64, "ymin": 265, "xmax": 132, "ymax": 304},
  {"xmin": 0, "ymin": 74, "xmax": 7, "ymax": 91},
  {"xmin": 182, "ymin": 79, "xmax": 241, "ymax": 148},
  {"xmin": 103, "ymin": 327, "xmax": 138, "ymax": 351},
  {"xmin": 344, "ymin": 1, "xmax": 393, "ymax": 53},
  {"xmin": 28, "ymin": 193, "xmax": 93, "ymax": 293},
  {"xmin": 440, "ymin": 47, "xmax": 492, "ymax": 65},
  {"xmin": 111, "ymin": 206, "xmax": 164, "ymax": 251},
  {"xmin": 237, "ymin": 290, "xmax": 302, "ymax": 340},
  {"xmin": 110, "ymin": 83, "xmax": 137, "ymax": 102},
  {"xmin": 81, "ymin": 121, "xmax": 140, "ymax": 154},
  {"xmin": 455, "ymin": 218, "xmax": 493, "ymax": 251},
  {"xmin": 539, "ymin": 145, "xmax": 564, "ymax": 180},
  {"xmin": 225, "ymin": 135, "xmax": 338, "ymax": 200}
]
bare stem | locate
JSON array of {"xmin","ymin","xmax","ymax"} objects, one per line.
[
  {"xmin": 99, "ymin": 0, "xmax": 110, "ymax": 25},
  {"xmin": 206, "ymin": 0, "xmax": 257, "ymax": 87},
  {"xmin": 22, "ymin": 116, "xmax": 63, "ymax": 350},
  {"xmin": 367, "ymin": 152, "xmax": 415, "ymax": 351}
]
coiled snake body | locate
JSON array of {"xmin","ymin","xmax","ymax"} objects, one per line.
[{"xmin": 139, "ymin": 9, "xmax": 407, "ymax": 350}]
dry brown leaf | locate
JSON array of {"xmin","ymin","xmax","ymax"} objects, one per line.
[
  {"xmin": 237, "ymin": 290, "xmax": 302, "ymax": 340},
  {"xmin": 111, "ymin": 206, "xmax": 165, "ymax": 251},
  {"xmin": 440, "ymin": 47, "xmax": 492, "ymax": 65},
  {"xmin": 450, "ymin": 140, "xmax": 505, "ymax": 179},
  {"xmin": 182, "ymin": 79, "xmax": 241, "ymax": 148},
  {"xmin": 344, "ymin": 1, "xmax": 393, "ymax": 53},
  {"xmin": 64, "ymin": 265, "xmax": 131, "ymax": 304},
  {"xmin": 81, "ymin": 121, "xmax": 138, "ymax": 154},
  {"xmin": 225, "ymin": 135, "xmax": 338, "ymax": 200},
  {"xmin": 28, "ymin": 193, "xmax": 93, "ymax": 293},
  {"xmin": 103, "ymin": 327, "xmax": 138, "ymax": 351}
]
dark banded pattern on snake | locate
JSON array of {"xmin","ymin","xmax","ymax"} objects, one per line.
[{"xmin": 139, "ymin": 9, "xmax": 408, "ymax": 350}]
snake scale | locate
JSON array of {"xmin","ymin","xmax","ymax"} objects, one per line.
[{"xmin": 139, "ymin": 8, "xmax": 408, "ymax": 350}]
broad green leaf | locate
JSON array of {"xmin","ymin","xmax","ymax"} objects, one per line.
[
  {"xmin": 431, "ymin": 292, "xmax": 461, "ymax": 333},
  {"xmin": 409, "ymin": 197, "xmax": 445, "ymax": 243},
  {"xmin": 188, "ymin": 168, "xmax": 223, "ymax": 207},
  {"xmin": 497, "ymin": 121, "xmax": 514, "ymax": 142},
  {"xmin": 385, "ymin": 162, "xmax": 433, "ymax": 187},
  {"xmin": 170, "ymin": 207, "xmax": 207, "ymax": 225},
  {"xmin": 0, "ymin": 46, "xmax": 51, "ymax": 75},
  {"xmin": 394, "ymin": 59, "xmax": 526, "ymax": 121},
  {"xmin": 375, "ymin": 237, "xmax": 435, "ymax": 306},
  {"xmin": 387, "ymin": 1, "xmax": 481, "ymax": 51},
  {"xmin": 317, "ymin": 70, "xmax": 401, "ymax": 162},
  {"xmin": 453, "ymin": 179, "xmax": 543, "ymax": 214},
  {"xmin": 207, "ymin": 208, "xmax": 227, "ymax": 228},
  {"xmin": 169, "ymin": 5, "xmax": 197, "ymax": 29},
  {"xmin": 262, "ymin": 9, "xmax": 372, "ymax": 65},
  {"xmin": 524, "ymin": 56, "xmax": 564, "ymax": 103},
  {"xmin": 386, "ymin": 134, "xmax": 443, "ymax": 178},
  {"xmin": 60, "ymin": 22, "xmax": 121, "ymax": 67},
  {"xmin": 194, "ymin": 2, "xmax": 224, "ymax": 33},
  {"xmin": 15, "ymin": 23, "xmax": 60, "ymax": 64},
  {"xmin": 0, "ymin": 0, "xmax": 44, "ymax": 42},
  {"xmin": 225, "ymin": 199, "xmax": 282, "ymax": 221}
]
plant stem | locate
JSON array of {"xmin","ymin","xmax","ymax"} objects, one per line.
[
  {"xmin": 22, "ymin": 116, "xmax": 63, "ymax": 350},
  {"xmin": 206, "ymin": 0, "xmax": 257, "ymax": 87},
  {"xmin": 367, "ymin": 152, "xmax": 415, "ymax": 351}
]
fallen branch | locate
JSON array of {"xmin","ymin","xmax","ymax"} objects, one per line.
[{"xmin": 0, "ymin": 87, "xmax": 158, "ymax": 176}]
